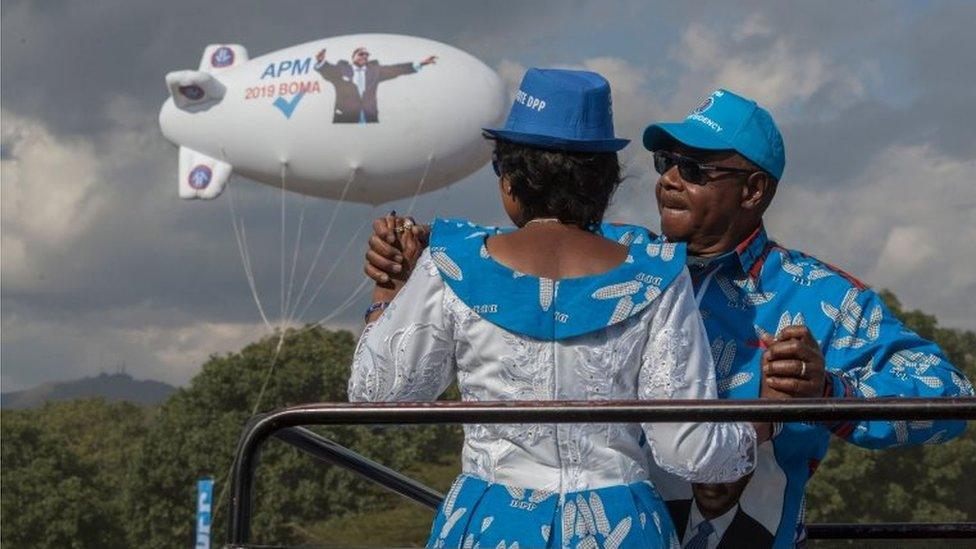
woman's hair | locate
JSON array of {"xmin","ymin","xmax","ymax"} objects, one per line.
[{"xmin": 490, "ymin": 136, "xmax": 623, "ymax": 230}]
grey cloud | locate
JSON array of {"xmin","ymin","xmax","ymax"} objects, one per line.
[
  {"xmin": 785, "ymin": 93, "xmax": 975, "ymax": 186},
  {"xmin": 4, "ymin": 1, "xmax": 974, "ymax": 391},
  {"xmin": 661, "ymin": 2, "xmax": 976, "ymax": 186},
  {"xmin": 3, "ymin": 159, "xmax": 497, "ymax": 325},
  {"xmin": 1, "ymin": 0, "xmax": 570, "ymax": 136}
]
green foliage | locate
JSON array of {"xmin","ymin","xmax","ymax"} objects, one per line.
[
  {"xmin": 123, "ymin": 326, "xmax": 440, "ymax": 547},
  {"xmin": 806, "ymin": 290, "xmax": 976, "ymax": 533},
  {"xmin": 304, "ymin": 457, "xmax": 461, "ymax": 547},
  {"xmin": 1, "ymin": 294, "xmax": 971, "ymax": 547},
  {"xmin": 1, "ymin": 399, "xmax": 150, "ymax": 548}
]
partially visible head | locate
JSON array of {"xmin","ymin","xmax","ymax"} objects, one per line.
[
  {"xmin": 351, "ymin": 47, "xmax": 370, "ymax": 67},
  {"xmin": 691, "ymin": 471, "xmax": 754, "ymax": 520},
  {"xmin": 489, "ymin": 137, "xmax": 622, "ymax": 229},
  {"xmin": 482, "ymin": 68, "xmax": 630, "ymax": 229},
  {"xmin": 642, "ymin": 89, "xmax": 784, "ymax": 256}
]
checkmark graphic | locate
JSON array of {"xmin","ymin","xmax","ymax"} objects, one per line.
[{"xmin": 273, "ymin": 92, "xmax": 305, "ymax": 118}]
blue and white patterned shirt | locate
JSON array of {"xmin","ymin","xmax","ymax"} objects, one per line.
[
  {"xmin": 616, "ymin": 224, "xmax": 974, "ymax": 548},
  {"xmin": 351, "ymin": 219, "xmax": 762, "ymax": 548}
]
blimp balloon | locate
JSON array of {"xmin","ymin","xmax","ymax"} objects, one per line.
[{"xmin": 159, "ymin": 34, "xmax": 506, "ymax": 203}]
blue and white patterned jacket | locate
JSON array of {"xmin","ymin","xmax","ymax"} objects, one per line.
[{"xmin": 605, "ymin": 224, "xmax": 974, "ymax": 548}]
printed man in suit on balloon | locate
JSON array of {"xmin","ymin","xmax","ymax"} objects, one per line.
[{"xmin": 314, "ymin": 47, "xmax": 436, "ymax": 124}]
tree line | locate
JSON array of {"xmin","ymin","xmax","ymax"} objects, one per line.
[{"xmin": 1, "ymin": 291, "xmax": 973, "ymax": 547}]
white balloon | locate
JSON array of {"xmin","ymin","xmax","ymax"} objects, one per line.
[{"xmin": 159, "ymin": 34, "xmax": 507, "ymax": 204}]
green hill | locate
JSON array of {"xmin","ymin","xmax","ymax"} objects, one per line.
[{"xmin": 1, "ymin": 372, "xmax": 177, "ymax": 409}]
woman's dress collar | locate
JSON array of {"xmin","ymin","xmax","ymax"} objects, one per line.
[{"xmin": 429, "ymin": 219, "xmax": 686, "ymax": 340}]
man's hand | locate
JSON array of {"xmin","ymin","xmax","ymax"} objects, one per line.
[
  {"xmin": 420, "ymin": 55, "xmax": 438, "ymax": 66},
  {"xmin": 363, "ymin": 215, "xmax": 430, "ymax": 287},
  {"xmin": 760, "ymin": 325, "xmax": 827, "ymax": 399},
  {"xmin": 316, "ymin": 49, "xmax": 327, "ymax": 64}
]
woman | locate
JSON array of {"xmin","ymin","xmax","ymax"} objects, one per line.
[{"xmin": 350, "ymin": 68, "xmax": 769, "ymax": 548}]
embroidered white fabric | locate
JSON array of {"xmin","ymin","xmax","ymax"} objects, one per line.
[{"xmin": 350, "ymin": 249, "xmax": 756, "ymax": 491}]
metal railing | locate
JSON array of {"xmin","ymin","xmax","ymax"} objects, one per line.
[{"xmin": 227, "ymin": 398, "xmax": 976, "ymax": 547}]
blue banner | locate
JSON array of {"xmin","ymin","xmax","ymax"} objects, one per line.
[{"xmin": 196, "ymin": 478, "xmax": 213, "ymax": 549}]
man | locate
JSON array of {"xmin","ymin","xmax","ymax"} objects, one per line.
[
  {"xmin": 314, "ymin": 47, "xmax": 437, "ymax": 124},
  {"xmin": 362, "ymin": 88, "xmax": 973, "ymax": 547},
  {"xmin": 634, "ymin": 89, "xmax": 971, "ymax": 547},
  {"xmin": 668, "ymin": 474, "xmax": 775, "ymax": 549}
]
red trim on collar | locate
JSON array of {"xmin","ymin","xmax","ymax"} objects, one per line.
[
  {"xmin": 734, "ymin": 225, "xmax": 775, "ymax": 279},
  {"xmin": 747, "ymin": 246, "xmax": 774, "ymax": 280},
  {"xmin": 794, "ymin": 251, "xmax": 869, "ymax": 291},
  {"xmin": 735, "ymin": 227, "xmax": 869, "ymax": 291},
  {"xmin": 735, "ymin": 226, "xmax": 764, "ymax": 255}
]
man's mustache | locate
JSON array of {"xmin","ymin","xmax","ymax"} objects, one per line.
[{"xmin": 657, "ymin": 191, "xmax": 689, "ymax": 210}]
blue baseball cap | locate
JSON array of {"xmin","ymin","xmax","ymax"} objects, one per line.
[
  {"xmin": 484, "ymin": 68, "xmax": 629, "ymax": 153},
  {"xmin": 642, "ymin": 89, "xmax": 785, "ymax": 180}
]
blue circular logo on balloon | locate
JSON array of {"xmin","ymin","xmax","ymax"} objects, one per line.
[
  {"xmin": 179, "ymin": 85, "xmax": 205, "ymax": 101},
  {"xmin": 188, "ymin": 165, "xmax": 212, "ymax": 190},
  {"xmin": 691, "ymin": 96, "xmax": 714, "ymax": 115},
  {"xmin": 211, "ymin": 46, "xmax": 235, "ymax": 68}
]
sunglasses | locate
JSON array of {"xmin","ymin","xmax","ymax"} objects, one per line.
[
  {"xmin": 491, "ymin": 151, "xmax": 502, "ymax": 177},
  {"xmin": 652, "ymin": 150, "xmax": 756, "ymax": 185}
]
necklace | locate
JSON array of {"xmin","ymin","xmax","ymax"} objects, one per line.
[{"xmin": 525, "ymin": 217, "xmax": 562, "ymax": 226}]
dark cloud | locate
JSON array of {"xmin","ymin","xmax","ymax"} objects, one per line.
[
  {"xmin": 3, "ymin": 1, "xmax": 974, "ymax": 390},
  {"xmin": 0, "ymin": 0, "xmax": 576, "ymax": 136},
  {"xmin": 785, "ymin": 93, "xmax": 975, "ymax": 186},
  {"xmin": 774, "ymin": 1, "xmax": 975, "ymax": 181}
]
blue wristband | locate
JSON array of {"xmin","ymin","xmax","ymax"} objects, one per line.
[{"xmin": 364, "ymin": 301, "xmax": 391, "ymax": 321}]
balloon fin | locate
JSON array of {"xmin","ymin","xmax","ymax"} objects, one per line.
[
  {"xmin": 165, "ymin": 70, "xmax": 225, "ymax": 110},
  {"xmin": 198, "ymin": 44, "xmax": 248, "ymax": 72},
  {"xmin": 179, "ymin": 147, "xmax": 231, "ymax": 200}
]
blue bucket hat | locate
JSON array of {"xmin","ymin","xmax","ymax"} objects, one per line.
[
  {"xmin": 642, "ymin": 89, "xmax": 785, "ymax": 180},
  {"xmin": 484, "ymin": 68, "xmax": 629, "ymax": 152}
]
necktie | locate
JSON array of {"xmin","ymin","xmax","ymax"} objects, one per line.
[
  {"xmin": 354, "ymin": 68, "xmax": 366, "ymax": 96},
  {"xmin": 685, "ymin": 520, "xmax": 714, "ymax": 549}
]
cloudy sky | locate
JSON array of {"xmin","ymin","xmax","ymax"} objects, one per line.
[{"xmin": 3, "ymin": 0, "xmax": 974, "ymax": 390}]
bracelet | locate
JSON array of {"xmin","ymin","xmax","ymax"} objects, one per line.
[{"xmin": 364, "ymin": 301, "xmax": 391, "ymax": 321}]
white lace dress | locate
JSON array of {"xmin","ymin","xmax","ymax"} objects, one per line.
[{"xmin": 348, "ymin": 220, "xmax": 756, "ymax": 549}]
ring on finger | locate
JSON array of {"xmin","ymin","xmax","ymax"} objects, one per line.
[
  {"xmin": 800, "ymin": 361, "xmax": 807, "ymax": 378},
  {"xmin": 402, "ymin": 219, "xmax": 415, "ymax": 230}
]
